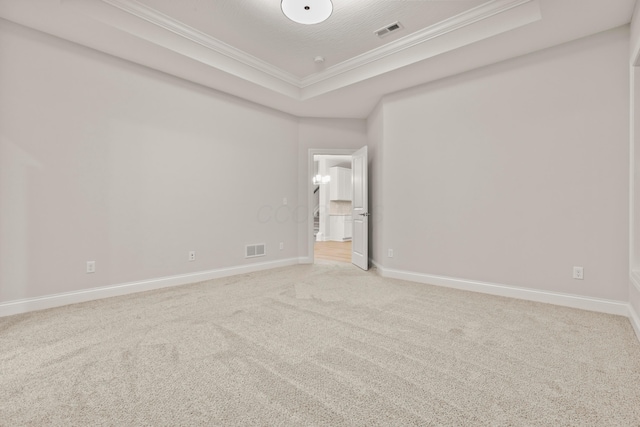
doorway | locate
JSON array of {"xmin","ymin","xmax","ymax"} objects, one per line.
[
  {"xmin": 308, "ymin": 149, "xmax": 355, "ymax": 265},
  {"xmin": 313, "ymin": 154, "xmax": 353, "ymax": 264},
  {"xmin": 308, "ymin": 147, "xmax": 369, "ymax": 270}
]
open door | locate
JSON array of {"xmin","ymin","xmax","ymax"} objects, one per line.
[{"xmin": 351, "ymin": 146, "xmax": 369, "ymax": 270}]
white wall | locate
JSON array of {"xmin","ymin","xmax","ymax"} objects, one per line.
[
  {"xmin": 1, "ymin": 17, "xmax": 635, "ymax": 322},
  {"xmin": 629, "ymin": 6, "xmax": 640, "ymax": 337},
  {"xmin": 375, "ymin": 26, "xmax": 630, "ymax": 302},
  {"xmin": 0, "ymin": 20, "xmax": 299, "ymax": 304},
  {"xmin": 631, "ymin": 1, "xmax": 640, "ymax": 65},
  {"xmin": 631, "ymin": 67, "xmax": 640, "ymax": 336},
  {"xmin": 630, "ymin": 0, "xmax": 640, "ymax": 272},
  {"xmin": 296, "ymin": 118, "xmax": 367, "ymax": 260}
]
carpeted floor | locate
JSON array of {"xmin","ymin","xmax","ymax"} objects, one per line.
[{"xmin": 1, "ymin": 263, "xmax": 639, "ymax": 426}]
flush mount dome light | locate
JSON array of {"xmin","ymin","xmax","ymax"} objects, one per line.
[{"xmin": 281, "ymin": 0, "xmax": 333, "ymax": 25}]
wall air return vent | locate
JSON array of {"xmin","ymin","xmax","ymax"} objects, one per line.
[
  {"xmin": 374, "ymin": 21, "xmax": 403, "ymax": 38},
  {"xmin": 246, "ymin": 243, "xmax": 266, "ymax": 258}
]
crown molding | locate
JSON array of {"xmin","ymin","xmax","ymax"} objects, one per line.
[
  {"xmin": 99, "ymin": 0, "xmax": 301, "ymax": 86},
  {"xmin": 300, "ymin": 0, "xmax": 540, "ymax": 88},
  {"xmin": 65, "ymin": 0, "xmax": 540, "ymax": 100}
]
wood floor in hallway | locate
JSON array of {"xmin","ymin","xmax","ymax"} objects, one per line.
[{"xmin": 314, "ymin": 240, "xmax": 352, "ymax": 263}]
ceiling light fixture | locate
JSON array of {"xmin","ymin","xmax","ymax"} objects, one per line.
[
  {"xmin": 312, "ymin": 174, "xmax": 331, "ymax": 185},
  {"xmin": 281, "ymin": 0, "xmax": 333, "ymax": 25}
]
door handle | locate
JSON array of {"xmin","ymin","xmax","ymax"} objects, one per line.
[{"xmin": 359, "ymin": 212, "xmax": 371, "ymax": 217}]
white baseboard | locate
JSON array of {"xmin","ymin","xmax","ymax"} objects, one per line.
[
  {"xmin": 4, "ymin": 258, "xmax": 636, "ymax": 341},
  {"xmin": 376, "ymin": 265, "xmax": 629, "ymax": 317},
  {"xmin": 629, "ymin": 273, "xmax": 640, "ymax": 342},
  {"xmin": 0, "ymin": 258, "xmax": 302, "ymax": 318},
  {"xmin": 631, "ymin": 270, "xmax": 640, "ymax": 294},
  {"xmin": 629, "ymin": 303, "xmax": 640, "ymax": 342}
]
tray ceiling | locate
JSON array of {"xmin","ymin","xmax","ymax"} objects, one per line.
[
  {"xmin": 134, "ymin": 0, "xmax": 489, "ymax": 78},
  {"xmin": 0, "ymin": 0, "xmax": 636, "ymax": 117}
]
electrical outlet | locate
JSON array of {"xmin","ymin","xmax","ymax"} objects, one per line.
[
  {"xmin": 279, "ymin": 242, "xmax": 284, "ymax": 250},
  {"xmin": 388, "ymin": 249, "xmax": 394, "ymax": 258},
  {"xmin": 189, "ymin": 251, "xmax": 196, "ymax": 262},
  {"xmin": 283, "ymin": 197, "xmax": 288, "ymax": 206},
  {"xmin": 86, "ymin": 261, "xmax": 96, "ymax": 274},
  {"xmin": 573, "ymin": 266, "xmax": 584, "ymax": 280}
]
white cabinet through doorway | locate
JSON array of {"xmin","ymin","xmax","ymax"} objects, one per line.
[
  {"xmin": 330, "ymin": 215, "xmax": 352, "ymax": 241},
  {"xmin": 329, "ymin": 167, "xmax": 352, "ymax": 201}
]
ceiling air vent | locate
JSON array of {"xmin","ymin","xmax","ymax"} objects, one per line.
[{"xmin": 374, "ymin": 21, "xmax": 403, "ymax": 38}]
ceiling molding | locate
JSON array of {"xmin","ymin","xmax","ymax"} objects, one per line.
[
  {"xmin": 98, "ymin": 0, "xmax": 301, "ymax": 86},
  {"xmin": 1, "ymin": 0, "xmax": 635, "ymax": 118},
  {"xmin": 300, "ymin": 0, "xmax": 541, "ymax": 99},
  {"xmin": 300, "ymin": 0, "xmax": 539, "ymax": 88},
  {"xmin": 63, "ymin": 0, "xmax": 540, "ymax": 101}
]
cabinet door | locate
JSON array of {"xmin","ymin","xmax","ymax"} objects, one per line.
[
  {"xmin": 340, "ymin": 168, "xmax": 352, "ymax": 201},
  {"xmin": 329, "ymin": 215, "xmax": 343, "ymax": 241},
  {"xmin": 345, "ymin": 215, "xmax": 353, "ymax": 239},
  {"xmin": 329, "ymin": 215, "xmax": 352, "ymax": 241},
  {"xmin": 329, "ymin": 167, "xmax": 352, "ymax": 201},
  {"xmin": 329, "ymin": 167, "xmax": 340, "ymax": 201}
]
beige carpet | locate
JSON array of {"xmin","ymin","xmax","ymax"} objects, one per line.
[{"xmin": 1, "ymin": 264, "xmax": 640, "ymax": 426}]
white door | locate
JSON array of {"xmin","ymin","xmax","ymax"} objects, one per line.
[{"xmin": 351, "ymin": 146, "xmax": 369, "ymax": 270}]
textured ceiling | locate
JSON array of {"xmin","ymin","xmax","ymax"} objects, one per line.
[{"xmin": 135, "ymin": 0, "xmax": 488, "ymax": 77}]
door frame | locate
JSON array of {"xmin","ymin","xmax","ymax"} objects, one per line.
[{"xmin": 307, "ymin": 148, "xmax": 357, "ymax": 263}]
